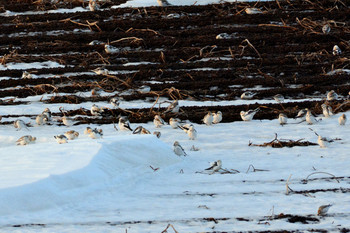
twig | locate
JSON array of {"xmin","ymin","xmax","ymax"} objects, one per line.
[{"xmin": 161, "ymin": 224, "xmax": 179, "ymax": 233}]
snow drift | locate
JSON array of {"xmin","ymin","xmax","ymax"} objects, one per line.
[{"xmin": 0, "ymin": 135, "xmax": 180, "ymax": 215}]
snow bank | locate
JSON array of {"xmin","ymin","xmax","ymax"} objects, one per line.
[{"xmin": 0, "ymin": 135, "xmax": 180, "ymax": 215}]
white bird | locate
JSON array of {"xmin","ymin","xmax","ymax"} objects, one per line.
[
  {"xmin": 16, "ymin": 135, "xmax": 36, "ymax": 146},
  {"xmin": 321, "ymin": 104, "xmax": 333, "ymax": 117},
  {"xmin": 245, "ymin": 7, "xmax": 262, "ymax": 14},
  {"xmin": 179, "ymin": 124, "xmax": 197, "ymax": 140},
  {"xmin": 327, "ymin": 90, "xmax": 338, "ymax": 101},
  {"xmin": 173, "ymin": 141, "xmax": 187, "ymax": 156},
  {"xmin": 317, "ymin": 204, "xmax": 332, "ymax": 216},
  {"xmin": 339, "ymin": 114, "xmax": 346, "ymax": 125},
  {"xmin": 333, "ymin": 45, "xmax": 341, "ymax": 56},
  {"xmin": 22, "ymin": 71, "xmax": 32, "ymax": 79},
  {"xmin": 216, "ymin": 33, "xmax": 232, "ymax": 40},
  {"xmin": 14, "ymin": 119, "xmax": 28, "ymax": 131},
  {"xmin": 169, "ymin": 117, "xmax": 181, "ymax": 129},
  {"xmin": 318, "ymin": 135, "xmax": 328, "ymax": 148},
  {"xmin": 105, "ymin": 44, "xmax": 120, "ymax": 54},
  {"xmin": 153, "ymin": 131, "xmax": 161, "ymax": 138},
  {"xmin": 278, "ymin": 113, "xmax": 288, "ymax": 125},
  {"xmin": 205, "ymin": 160, "xmax": 222, "ymax": 173},
  {"xmin": 137, "ymin": 85, "xmax": 151, "ymax": 93},
  {"xmin": 89, "ymin": 0, "xmax": 99, "ymax": 11},
  {"xmin": 153, "ymin": 115, "xmax": 165, "ymax": 128},
  {"xmin": 295, "ymin": 108, "xmax": 308, "ymax": 120},
  {"xmin": 306, "ymin": 109, "xmax": 316, "ymax": 125},
  {"xmin": 84, "ymin": 127, "xmax": 93, "ymax": 135},
  {"xmin": 92, "ymin": 67, "xmax": 109, "ymax": 75},
  {"xmin": 240, "ymin": 108, "xmax": 259, "ymax": 121},
  {"xmin": 187, "ymin": 125, "xmax": 197, "ymax": 140},
  {"xmin": 42, "ymin": 108, "xmax": 51, "ymax": 121},
  {"xmin": 273, "ymin": 94, "xmax": 284, "ymax": 103},
  {"xmin": 91, "ymin": 104, "xmax": 104, "ymax": 116},
  {"xmin": 203, "ymin": 111, "xmax": 214, "ymax": 125},
  {"xmin": 164, "ymin": 100, "xmax": 179, "ymax": 113},
  {"xmin": 88, "ymin": 128, "xmax": 103, "ymax": 139},
  {"xmin": 240, "ymin": 91, "xmax": 256, "ymax": 100},
  {"xmin": 62, "ymin": 116, "xmax": 74, "ymax": 127},
  {"xmin": 64, "ymin": 130, "xmax": 79, "ymax": 140},
  {"xmin": 36, "ymin": 114, "xmax": 48, "ymax": 125},
  {"xmin": 322, "ymin": 24, "xmax": 331, "ymax": 34},
  {"xmin": 212, "ymin": 111, "xmax": 222, "ymax": 124},
  {"xmin": 157, "ymin": 0, "xmax": 172, "ymax": 6},
  {"xmin": 54, "ymin": 135, "xmax": 68, "ymax": 144},
  {"xmin": 133, "ymin": 126, "xmax": 151, "ymax": 135},
  {"xmin": 110, "ymin": 97, "xmax": 120, "ymax": 108},
  {"xmin": 119, "ymin": 117, "xmax": 132, "ymax": 131}
]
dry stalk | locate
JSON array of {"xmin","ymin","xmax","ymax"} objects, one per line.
[
  {"xmin": 240, "ymin": 39, "xmax": 262, "ymax": 65},
  {"xmin": 110, "ymin": 37, "xmax": 144, "ymax": 44},
  {"xmin": 161, "ymin": 224, "xmax": 179, "ymax": 233},
  {"xmin": 246, "ymin": 164, "xmax": 270, "ymax": 173},
  {"xmin": 303, "ymin": 172, "xmax": 339, "ymax": 184},
  {"xmin": 286, "ymin": 174, "xmax": 293, "ymax": 195}
]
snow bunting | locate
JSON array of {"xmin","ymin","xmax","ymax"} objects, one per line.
[
  {"xmin": 14, "ymin": 119, "xmax": 28, "ymax": 131},
  {"xmin": 133, "ymin": 126, "xmax": 151, "ymax": 135},
  {"xmin": 22, "ymin": 71, "xmax": 32, "ymax": 79},
  {"xmin": 157, "ymin": 0, "xmax": 172, "ymax": 6},
  {"xmin": 240, "ymin": 91, "xmax": 256, "ymax": 100},
  {"xmin": 42, "ymin": 108, "xmax": 51, "ymax": 121},
  {"xmin": 16, "ymin": 135, "xmax": 36, "ymax": 146},
  {"xmin": 317, "ymin": 135, "xmax": 333, "ymax": 148},
  {"xmin": 153, "ymin": 131, "xmax": 161, "ymax": 138},
  {"xmin": 216, "ymin": 33, "xmax": 231, "ymax": 40},
  {"xmin": 179, "ymin": 124, "xmax": 197, "ymax": 140},
  {"xmin": 202, "ymin": 111, "xmax": 214, "ymax": 125},
  {"xmin": 105, "ymin": 44, "xmax": 120, "ymax": 54},
  {"xmin": 338, "ymin": 114, "xmax": 346, "ymax": 125},
  {"xmin": 212, "ymin": 111, "xmax": 222, "ymax": 124},
  {"xmin": 164, "ymin": 100, "xmax": 179, "ymax": 114},
  {"xmin": 322, "ymin": 24, "xmax": 330, "ymax": 34},
  {"xmin": 62, "ymin": 116, "xmax": 74, "ymax": 127},
  {"xmin": 240, "ymin": 108, "xmax": 259, "ymax": 121},
  {"xmin": 91, "ymin": 104, "xmax": 104, "ymax": 116},
  {"xmin": 317, "ymin": 204, "xmax": 332, "ymax": 216},
  {"xmin": 88, "ymin": 128, "xmax": 103, "ymax": 139},
  {"xmin": 333, "ymin": 45, "xmax": 341, "ymax": 55},
  {"xmin": 273, "ymin": 94, "xmax": 284, "ymax": 103},
  {"xmin": 295, "ymin": 108, "xmax": 308, "ymax": 120},
  {"xmin": 89, "ymin": 0, "xmax": 99, "ymax": 11},
  {"xmin": 84, "ymin": 127, "xmax": 93, "ymax": 135},
  {"xmin": 321, "ymin": 104, "xmax": 333, "ymax": 117},
  {"xmin": 278, "ymin": 113, "xmax": 288, "ymax": 125},
  {"xmin": 137, "ymin": 85, "xmax": 151, "ymax": 93},
  {"xmin": 173, "ymin": 141, "xmax": 187, "ymax": 156},
  {"xmin": 54, "ymin": 135, "xmax": 68, "ymax": 144},
  {"xmin": 92, "ymin": 67, "xmax": 109, "ymax": 75},
  {"xmin": 306, "ymin": 109, "xmax": 316, "ymax": 125},
  {"xmin": 119, "ymin": 116, "xmax": 132, "ymax": 131},
  {"xmin": 327, "ymin": 90, "xmax": 338, "ymax": 101},
  {"xmin": 205, "ymin": 160, "xmax": 222, "ymax": 173},
  {"xmin": 36, "ymin": 114, "xmax": 48, "ymax": 126},
  {"xmin": 245, "ymin": 7, "xmax": 262, "ymax": 14},
  {"xmin": 64, "ymin": 130, "xmax": 79, "ymax": 140},
  {"xmin": 169, "ymin": 117, "xmax": 181, "ymax": 129},
  {"xmin": 153, "ymin": 115, "xmax": 165, "ymax": 128},
  {"xmin": 110, "ymin": 97, "xmax": 120, "ymax": 108}
]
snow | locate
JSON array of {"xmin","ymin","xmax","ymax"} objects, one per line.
[{"xmin": 0, "ymin": 111, "xmax": 349, "ymax": 232}]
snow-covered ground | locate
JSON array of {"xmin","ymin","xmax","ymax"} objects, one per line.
[
  {"xmin": 0, "ymin": 0, "xmax": 349, "ymax": 232},
  {"xmin": 0, "ymin": 110, "xmax": 349, "ymax": 232}
]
